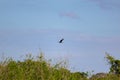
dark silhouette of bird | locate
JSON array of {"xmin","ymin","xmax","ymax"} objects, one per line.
[{"xmin": 59, "ymin": 38, "xmax": 64, "ymax": 43}]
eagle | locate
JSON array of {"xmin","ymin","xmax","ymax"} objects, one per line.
[{"xmin": 59, "ymin": 38, "xmax": 64, "ymax": 43}]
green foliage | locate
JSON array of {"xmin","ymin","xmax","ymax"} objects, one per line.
[
  {"xmin": 0, "ymin": 53, "xmax": 88, "ymax": 80},
  {"xmin": 90, "ymin": 73, "xmax": 120, "ymax": 80},
  {"xmin": 105, "ymin": 53, "xmax": 120, "ymax": 75},
  {"xmin": 1, "ymin": 52, "xmax": 120, "ymax": 80}
]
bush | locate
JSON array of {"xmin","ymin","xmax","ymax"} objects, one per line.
[{"xmin": 0, "ymin": 53, "xmax": 88, "ymax": 80}]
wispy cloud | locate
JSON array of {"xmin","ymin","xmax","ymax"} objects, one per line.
[
  {"xmin": 74, "ymin": 34, "xmax": 120, "ymax": 44},
  {"xmin": 88, "ymin": 0, "xmax": 120, "ymax": 10},
  {"xmin": 59, "ymin": 12, "xmax": 80, "ymax": 19}
]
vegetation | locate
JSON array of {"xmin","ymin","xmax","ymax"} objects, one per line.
[
  {"xmin": 0, "ymin": 52, "xmax": 120, "ymax": 80},
  {"xmin": 105, "ymin": 53, "xmax": 120, "ymax": 75},
  {"xmin": 90, "ymin": 53, "xmax": 120, "ymax": 80},
  {"xmin": 0, "ymin": 53, "xmax": 87, "ymax": 80}
]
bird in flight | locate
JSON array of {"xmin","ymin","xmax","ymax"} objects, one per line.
[{"xmin": 59, "ymin": 38, "xmax": 64, "ymax": 43}]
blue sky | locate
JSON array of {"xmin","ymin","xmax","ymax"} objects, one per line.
[{"xmin": 0, "ymin": 0, "xmax": 120, "ymax": 73}]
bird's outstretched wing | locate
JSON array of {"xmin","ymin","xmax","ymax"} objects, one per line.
[{"xmin": 59, "ymin": 38, "xmax": 64, "ymax": 43}]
